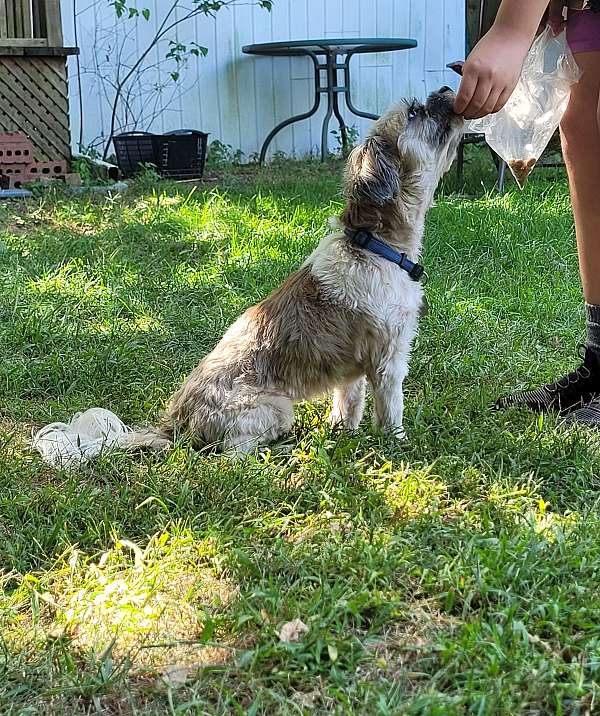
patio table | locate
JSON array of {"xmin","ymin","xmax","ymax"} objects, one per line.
[{"xmin": 242, "ymin": 38, "xmax": 417, "ymax": 163}]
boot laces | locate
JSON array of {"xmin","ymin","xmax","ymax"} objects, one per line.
[{"xmin": 554, "ymin": 345, "xmax": 591, "ymax": 391}]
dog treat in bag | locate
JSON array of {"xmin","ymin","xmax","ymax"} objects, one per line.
[{"xmin": 469, "ymin": 28, "xmax": 580, "ymax": 188}]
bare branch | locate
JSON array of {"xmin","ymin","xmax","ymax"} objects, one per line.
[{"xmin": 76, "ymin": 0, "xmax": 273, "ymax": 157}]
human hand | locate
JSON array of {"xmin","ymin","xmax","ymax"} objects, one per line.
[
  {"xmin": 548, "ymin": 0, "xmax": 567, "ymax": 35},
  {"xmin": 453, "ymin": 26, "xmax": 531, "ymax": 118}
]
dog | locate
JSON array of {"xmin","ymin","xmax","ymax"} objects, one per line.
[{"xmin": 125, "ymin": 87, "xmax": 464, "ymax": 456}]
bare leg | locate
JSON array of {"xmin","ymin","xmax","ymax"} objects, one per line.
[
  {"xmin": 329, "ymin": 376, "xmax": 366, "ymax": 430},
  {"xmin": 496, "ymin": 57, "xmax": 600, "ymax": 416},
  {"xmin": 560, "ymin": 52, "xmax": 600, "ymax": 304}
]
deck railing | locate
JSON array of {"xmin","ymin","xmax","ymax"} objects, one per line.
[
  {"xmin": 0, "ymin": 0, "xmax": 63, "ymax": 45},
  {"xmin": 466, "ymin": 0, "xmax": 501, "ymax": 52}
]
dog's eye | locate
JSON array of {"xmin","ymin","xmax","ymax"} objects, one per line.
[{"xmin": 407, "ymin": 107, "xmax": 418, "ymax": 121}]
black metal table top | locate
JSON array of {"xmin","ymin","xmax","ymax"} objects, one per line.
[{"xmin": 242, "ymin": 37, "xmax": 417, "ymax": 57}]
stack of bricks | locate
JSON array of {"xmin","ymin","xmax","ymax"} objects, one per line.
[{"xmin": 0, "ymin": 132, "xmax": 68, "ymax": 189}]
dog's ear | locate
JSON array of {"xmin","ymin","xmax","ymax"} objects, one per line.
[{"xmin": 344, "ymin": 136, "xmax": 400, "ymax": 206}]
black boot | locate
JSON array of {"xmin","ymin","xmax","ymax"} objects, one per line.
[
  {"xmin": 495, "ymin": 346, "xmax": 600, "ymax": 414},
  {"xmin": 565, "ymin": 397, "xmax": 600, "ymax": 427}
]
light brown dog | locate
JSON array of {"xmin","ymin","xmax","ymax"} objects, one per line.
[{"xmin": 126, "ymin": 88, "xmax": 464, "ymax": 455}]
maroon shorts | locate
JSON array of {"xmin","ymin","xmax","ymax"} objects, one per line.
[{"xmin": 567, "ymin": 9, "xmax": 600, "ymax": 53}]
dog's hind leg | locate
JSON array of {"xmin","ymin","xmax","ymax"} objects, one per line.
[
  {"xmin": 328, "ymin": 376, "xmax": 366, "ymax": 430},
  {"xmin": 222, "ymin": 393, "xmax": 295, "ymax": 456}
]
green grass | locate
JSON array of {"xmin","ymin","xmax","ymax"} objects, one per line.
[{"xmin": 2, "ymin": 152, "xmax": 600, "ymax": 714}]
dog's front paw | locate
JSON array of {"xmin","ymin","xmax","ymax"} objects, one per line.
[
  {"xmin": 373, "ymin": 424, "xmax": 407, "ymax": 441},
  {"xmin": 328, "ymin": 408, "xmax": 343, "ymax": 428},
  {"xmin": 328, "ymin": 411, "xmax": 362, "ymax": 432},
  {"xmin": 388, "ymin": 428, "xmax": 407, "ymax": 442}
]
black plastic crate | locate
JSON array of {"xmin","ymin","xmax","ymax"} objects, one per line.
[
  {"xmin": 113, "ymin": 130, "xmax": 209, "ymax": 180},
  {"xmin": 158, "ymin": 130, "xmax": 209, "ymax": 179},
  {"xmin": 112, "ymin": 132, "xmax": 158, "ymax": 178}
]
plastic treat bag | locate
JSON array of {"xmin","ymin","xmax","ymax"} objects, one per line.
[{"xmin": 469, "ymin": 28, "xmax": 580, "ymax": 188}]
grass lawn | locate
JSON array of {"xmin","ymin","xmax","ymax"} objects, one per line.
[{"xmin": 2, "ymin": 153, "xmax": 600, "ymax": 715}]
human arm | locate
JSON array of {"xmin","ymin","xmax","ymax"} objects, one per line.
[{"xmin": 454, "ymin": 0, "xmax": 551, "ymax": 118}]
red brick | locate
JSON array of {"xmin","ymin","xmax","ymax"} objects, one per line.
[
  {"xmin": 0, "ymin": 164, "xmax": 30, "ymax": 181},
  {"xmin": 0, "ymin": 132, "xmax": 35, "ymax": 164},
  {"xmin": 26, "ymin": 161, "xmax": 68, "ymax": 177}
]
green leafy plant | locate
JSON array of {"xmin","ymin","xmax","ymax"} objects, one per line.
[
  {"xmin": 331, "ymin": 123, "xmax": 360, "ymax": 158},
  {"xmin": 101, "ymin": 0, "xmax": 274, "ymax": 159},
  {"xmin": 125, "ymin": 164, "xmax": 164, "ymax": 194},
  {"xmin": 71, "ymin": 157, "xmax": 96, "ymax": 186},
  {"xmin": 206, "ymin": 140, "xmax": 246, "ymax": 168}
]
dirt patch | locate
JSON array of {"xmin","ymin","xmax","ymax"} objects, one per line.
[{"xmin": 358, "ymin": 605, "xmax": 459, "ymax": 690}]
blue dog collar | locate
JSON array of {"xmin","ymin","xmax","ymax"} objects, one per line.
[{"xmin": 344, "ymin": 228, "xmax": 425, "ymax": 282}]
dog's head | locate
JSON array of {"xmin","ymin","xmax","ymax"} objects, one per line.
[{"xmin": 341, "ymin": 87, "xmax": 463, "ymax": 229}]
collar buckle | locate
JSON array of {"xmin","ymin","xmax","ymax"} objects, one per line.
[
  {"xmin": 407, "ymin": 261, "xmax": 425, "ymax": 282},
  {"xmin": 350, "ymin": 228, "xmax": 370, "ymax": 248}
]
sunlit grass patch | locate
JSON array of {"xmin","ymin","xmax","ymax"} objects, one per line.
[
  {"xmin": 359, "ymin": 460, "xmax": 448, "ymax": 521},
  {"xmin": 4, "ymin": 531, "xmax": 238, "ymax": 677}
]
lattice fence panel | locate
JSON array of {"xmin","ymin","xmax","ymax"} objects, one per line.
[{"xmin": 0, "ymin": 55, "xmax": 70, "ymax": 161}]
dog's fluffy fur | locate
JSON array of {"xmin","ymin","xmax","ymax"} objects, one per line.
[{"xmin": 125, "ymin": 89, "xmax": 464, "ymax": 455}]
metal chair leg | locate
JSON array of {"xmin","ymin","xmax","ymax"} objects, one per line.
[
  {"xmin": 489, "ymin": 146, "xmax": 507, "ymax": 193},
  {"xmin": 497, "ymin": 159, "xmax": 507, "ymax": 193},
  {"xmin": 343, "ymin": 51, "xmax": 379, "ymax": 121},
  {"xmin": 456, "ymin": 140, "xmax": 465, "ymax": 180},
  {"xmin": 258, "ymin": 51, "xmax": 322, "ymax": 165},
  {"xmin": 318, "ymin": 50, "xmax": 337, "ymax": 161},
  {"xmin": 259, "ymin": 97, "xmax": 321, "ymax": 165},
  {"xmin": 320, "ymin": 98, "xmax": 334, "ymax": 161}
]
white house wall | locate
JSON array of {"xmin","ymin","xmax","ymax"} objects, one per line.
[{"xmin": 61, "ymin": 0, "xmax": 465, "ymax": 159}]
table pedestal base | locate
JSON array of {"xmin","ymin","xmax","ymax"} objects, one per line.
[{"xmin": 259, "ymin": 49, "xmax": 378, "ymax": 164}]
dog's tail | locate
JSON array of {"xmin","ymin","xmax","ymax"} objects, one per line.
[
  {"xmin": 114, "ymin": 426, "xmax": 172, "ymax": 452},
  {"xmin": 32, "ymin": 408, "xmax": 172, "ymax": 469}
]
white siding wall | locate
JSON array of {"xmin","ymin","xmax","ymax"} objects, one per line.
[{"xmin": 61, "ymin": 0, "xmax": 465, "ymax": 159}]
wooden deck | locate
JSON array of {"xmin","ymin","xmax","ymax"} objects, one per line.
[
  {"xmin": 467, "ymin": 0, "xmax": 501, "ymax": 51},
  {"xmin": 0, "ymin": 0, "xmax": 78, "ymax": 162}
]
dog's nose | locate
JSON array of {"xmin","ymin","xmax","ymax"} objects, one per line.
[{"xmin": 438, "ymin": 85, "xmax": 453, "ymax": 94}]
